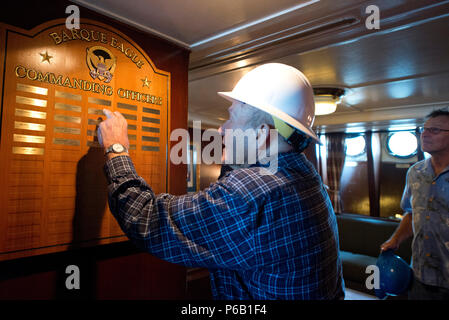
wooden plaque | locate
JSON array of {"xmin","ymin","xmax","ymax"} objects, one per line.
[{"xmin": 0, "ymin": 19, "xmax": 171, "ymax": 261}]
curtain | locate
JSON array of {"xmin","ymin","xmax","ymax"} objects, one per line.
[{"xmin": 326, "ymin": 133, "xmax": 346, "ymax": 213}]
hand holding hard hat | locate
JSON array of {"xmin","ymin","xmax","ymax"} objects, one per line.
[{"xmin": 375, "ymin": 249, "xmax": 413, "ymax": 299}]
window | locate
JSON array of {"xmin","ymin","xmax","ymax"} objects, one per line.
[
  {"xmin": 345, "ymin": 135, "xmax": 366, "ymax": 157},
  {"xmin": 386, "ymin": 131, "xmax": 418, "ymax": 158},
  {"xmin": 341, "ymin": 134, "xmax": 369, "ymax": 214}
]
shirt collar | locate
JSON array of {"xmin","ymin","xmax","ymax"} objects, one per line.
[
  {"xmin": 248, "ymin": 151, "xmax": 306, "ymax": 169},
  {"xmin": 420, "ymin": 158, "xmax": 449, "ymax": 179}
]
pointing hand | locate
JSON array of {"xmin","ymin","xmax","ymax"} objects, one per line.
[{"xmin": 97, "ymin": 109, "xmax": 130, "ymax": 151}]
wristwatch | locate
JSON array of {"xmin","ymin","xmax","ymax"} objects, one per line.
[{"xmin": 105, "ymin": 143, "xmax": 128, "ymax": 155}]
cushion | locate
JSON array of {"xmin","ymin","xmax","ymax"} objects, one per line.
[
  {"xmin": 340, "ymin": 250, "xmax": 378, "ymax": 283},
  {"xmin": 337, "ymin": 214, "xmax": 412, "ymax": 262}
]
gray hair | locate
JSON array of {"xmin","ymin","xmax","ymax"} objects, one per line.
[
  {"xmin": 242, "ymin": 103, "xmax": 311, "ymax": 152},
  {"xmin": 242, "ymin": 104, "xmax": 274, "ymax": 129}
]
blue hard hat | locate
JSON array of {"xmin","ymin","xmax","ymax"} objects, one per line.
[{"xmin": 375, "ymin": 249, "xmax": 413, "ymax": 299}]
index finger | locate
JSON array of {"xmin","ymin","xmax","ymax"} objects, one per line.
[
  {"xmin": 114, "ymin": 111, "xmax": 126, "ymax": 120},
  {"xmin": 103, "ymin": 109, "xmax": 114, "ymax": 119}
]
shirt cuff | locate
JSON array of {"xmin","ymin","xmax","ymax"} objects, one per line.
[{"xmin": 104, "ymin": 155, "xmax": 138, "ymax": 184}]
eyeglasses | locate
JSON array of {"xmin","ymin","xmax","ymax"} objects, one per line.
[{"xmin": 418, "ymin": 127, "xmax": 449, "ymax": 134}]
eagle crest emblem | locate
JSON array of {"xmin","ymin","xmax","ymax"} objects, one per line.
[{"xmin": 86, "ymin": 46, "xmax": 116, "ymax": 83}]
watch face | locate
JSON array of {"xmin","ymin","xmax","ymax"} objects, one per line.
[{"xmin": 112, "ymin": 144, "xmax": 125, "ymax": 153}]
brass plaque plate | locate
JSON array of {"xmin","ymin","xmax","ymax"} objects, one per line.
[
  {"xmin": 142, "ymin": 146, "xmax": 159, "ymax": 152},
  {"xmin": 122, "ymin": 113, "xmax": 137, "ymax": 120},
  {"xmin": 143, "ymin": 107, "xmax": 160, "ymax": 115},
  {"xmin": 54, "ymin": 127, "xmax": 81, "ymax": 135},
  {"xmin": 14, "ymin": 121, "xmax": 46, "ymax": 131},
  {"xmin": 86, "ymin": 129, "xmax": 97, "ymax": 137},
  {"xmin": 12, "ymin": 147, "xmax": 45, "ymax": 155},
  {"xmin": 117, "ymin": 102, "xmax": 137, "ymax": 111},
  {"xmin": 15, "ymin": 108, "xmax": 46, "ymax": 119},
  {"xmin": 142, "ymin": 126, "xmax": 159, "ymax": 133},
  {"xmin": 87, "ymin": 118, "xmax": 102, "ymax": 125},
  {"xmin": 142, "ymin": 136, "xmax": 159, "ymax": 142},
  {"xmin": 16, "ymin": 83, "xmax": 48, "ymax": 96},
  {"xmin": 16, "ymin": 95, "xmax": 47, "ymax": 107},
  {"xmin": 53, "ymin": 138, "xmax": 80, "ymax": 146},
  {"xmin": 55, "ymin": 102, "xmax": 81, "ymax": 112},
  {"xmin": 142, "ymin": 116, "xmax": 160, "ymax": 124},
  {"xmin": 13, "ymin": 134, "xmax": 45, "ymax": 144},
  {"xmin": 88, "ymin": 108, "xmax": 105, "ymax": 115},
  {"xmin": 54, "ymin": 114, "xmax": 81, "ymax": 124},
  {"xmin": 55, "ymin": 90, "xmax": 82, "ymax": 101},
  {"xmin": 88, "ymin": 97, "xmax": 111, "ymax": 106}
]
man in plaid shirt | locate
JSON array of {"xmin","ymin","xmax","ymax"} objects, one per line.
[{"xmin": 98, "ymin": 63, "xmax": 344, "ymax": 300}]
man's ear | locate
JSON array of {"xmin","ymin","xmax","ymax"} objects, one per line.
[{"xmin": 256, "ymin": 123, "xmax": 271, "ymax": 148}]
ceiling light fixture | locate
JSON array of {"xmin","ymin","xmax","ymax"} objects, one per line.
[
  {"xmin": 313, "ymin": 87, "xmax": 345, "ymax": 116},
  {"xmin": 190, "ymin": 0, "xmax": 320, "ymax": 48}
]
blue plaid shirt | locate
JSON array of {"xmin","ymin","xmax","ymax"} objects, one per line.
[{"xmin": 104, "ymin": 151, "xmax": 344, "ymax": 300}]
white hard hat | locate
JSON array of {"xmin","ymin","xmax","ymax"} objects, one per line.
[{"xmin": 218, "ymin": 63, "xmax": 319, "ymax": 143}]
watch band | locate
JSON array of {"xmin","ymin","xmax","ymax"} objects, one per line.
[{"xmin": 105, "ymin": 143, "xmax": 128, "ymax": 155}]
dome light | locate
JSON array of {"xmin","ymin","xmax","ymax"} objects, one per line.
[{"xmin": 313, "ymin": 87, "xmax": 345, "ymax": 116}]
